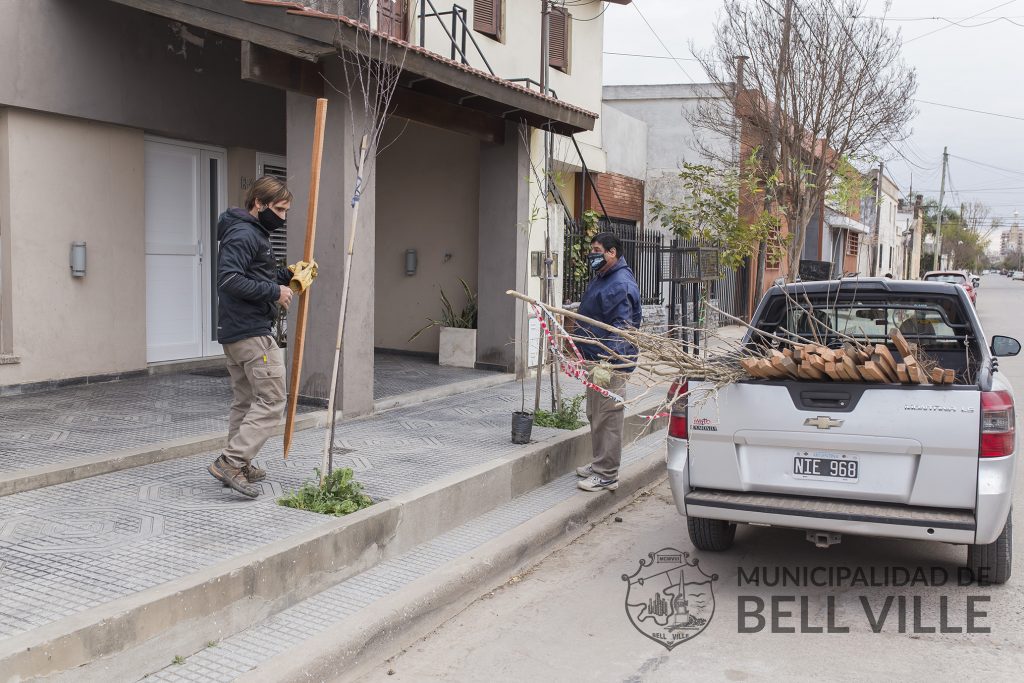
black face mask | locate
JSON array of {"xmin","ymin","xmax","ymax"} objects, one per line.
[
  {"xmin": 588, "ymin": 253, "xmax": 607, "ymax": 272},
  {"xmin": 258, "ymin": 207, "xmax": 286, "ymax": 233}
]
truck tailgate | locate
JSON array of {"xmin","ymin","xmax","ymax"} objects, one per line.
[{"xmin": 687, "ymin": 381, "xmax": 981, "ymax": 509}]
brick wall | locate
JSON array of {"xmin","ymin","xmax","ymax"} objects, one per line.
[{"xmin": 577, "ymin": 172, "xmax": 645, "ymax": 223}]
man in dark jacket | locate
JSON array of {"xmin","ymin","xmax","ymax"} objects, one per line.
[
  {"xmin": 208, "ymin": 176, "xmax": 295, "ymax": 498},
  {"xmin": 573, "ymin": 232, "xmax": 642, "ymax": 492}
]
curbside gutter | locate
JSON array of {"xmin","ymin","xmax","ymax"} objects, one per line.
[
  {"xmin": 239, "ymin": 446, "xmax": 669, "ymax": 683},
  {"xmin": 0, "ymin": 406, "xmax": 664, "ymax": 682}
]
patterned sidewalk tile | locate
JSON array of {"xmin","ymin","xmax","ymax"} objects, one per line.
[
  {"xmin": 0, "ymin": 353, "xmax": 504, "ymax": 473},
  {"xmin": 0, "ymin": 375, "xmax": 603, "ymax": 641}
]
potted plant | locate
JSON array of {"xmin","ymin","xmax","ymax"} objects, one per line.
[{"xmin": 409, "ymin": 278, "xmax": 478, "ymax": 368}]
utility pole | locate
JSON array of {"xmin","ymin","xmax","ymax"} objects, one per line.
[
  {"xmin": 734, "ymin": 54, "xmax": 749, "ymax": 317},
  {"xmin": 871, "ymin": 161, "xmax": 884, "ymax": 276},
  {"xmin": 932, "ymin": 146, "xmax": 948, "ymax": 271},
  {"xmin": 956, "ymin": 201, "xmax": 965, "ymax": 270}
]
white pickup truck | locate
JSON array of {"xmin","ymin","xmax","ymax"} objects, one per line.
[{"xmin": 666, "ymin": 279, "xmax": 1020, "ymax": 583}]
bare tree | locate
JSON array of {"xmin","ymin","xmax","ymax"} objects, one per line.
[
  {"xmin": 292, "ymin": 2, "xmax": 409, "ymax": 480},
  {"xmin": 689, "ymin": 0, "xmax": 917, "ymax": 283}
]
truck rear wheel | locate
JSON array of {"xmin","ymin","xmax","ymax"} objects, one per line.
[
  {"xmin": 687, "ymin": 516, "xmax": 736, "ymax": 551},
  {"xmin": 967, "ymin": 509, "xmax": 1012, "ymax": 585}
]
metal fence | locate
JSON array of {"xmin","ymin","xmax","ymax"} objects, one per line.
[
  {"xmin": 562, "ymin": 217, "xmax": 666, "ymax": 305},
  {"xmin": 659, "ymin": 236, "xmax": 745, "ymax": 332},
  {"xmin": 562, "ymin": 220, "xmax": 748, "ymax": 340}
]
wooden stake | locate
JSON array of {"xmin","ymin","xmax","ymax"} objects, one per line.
[{"xmin": 283, "ymin": 97, "xmax": 328, "ymax": 459}]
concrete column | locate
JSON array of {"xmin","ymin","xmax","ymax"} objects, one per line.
[
  {"xmin": 477, "ymin": 122, "xmax": 531, "ymax": 376},
  {"xmin": 286, "ymin": 64, "xmax": 376, "ymax": 417}
]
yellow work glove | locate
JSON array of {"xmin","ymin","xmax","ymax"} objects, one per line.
[
  {"xmin": 590, "ymin": 363, "xmax": 613, "ymax": 389},
  {"xmin": 288, "ymin": 260, "xmax": 319, "ymax": 293}
]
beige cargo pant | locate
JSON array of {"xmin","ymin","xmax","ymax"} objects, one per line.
[
  {"xmin": 222, "ymin": 335, "xmax": 286, "ymax": 469},
  {"xmin": 585, "ymin": 364, "xmax": 628, "ymax": 481}
]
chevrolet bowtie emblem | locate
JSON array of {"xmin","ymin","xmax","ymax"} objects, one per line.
[{"xmin": 804, "ymin": 416, "xmax": 844, "ymax": 430}]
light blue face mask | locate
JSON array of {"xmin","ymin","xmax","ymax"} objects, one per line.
[{"xmin": 588, "ymin": 253, "xmax": 606, "ymax": 271}]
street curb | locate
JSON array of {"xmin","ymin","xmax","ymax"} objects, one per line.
[
  {"xmin": 371, "ymin": 372, "xmax": 514, "ymax": 413},
  {"xmin": 240, "ymin": 446, "xmax": 669, "ymax": 683},
  {"xmin": 0, "ymin": 404, "xmax": 665, "ymax": 682},
  {"xmin": 0, "ymin": 373, "xmax": 514, "ymax": 498}
]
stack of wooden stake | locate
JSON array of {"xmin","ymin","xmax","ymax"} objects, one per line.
[{"xmin": 740, "ymin": 329, "xmax": 957, "ymax": 385}]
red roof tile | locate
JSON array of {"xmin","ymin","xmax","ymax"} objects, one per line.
[{"xmin": 241, "ymin": 0, "xmax": 597, "ymax": 120}]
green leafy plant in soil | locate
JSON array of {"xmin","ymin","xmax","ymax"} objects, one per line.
[
  {"xmin": 277, "ymin": 468, "xmax": 374, "ymax": 517},
  {"xmin": 408, "ymin": 278, "xmax": 478, "ymax": 341},
  {"xmin": 533, "ymin": 394, "xmax": 586, "ymax": 430}
]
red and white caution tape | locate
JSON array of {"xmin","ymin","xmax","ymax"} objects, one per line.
[{"xmin": 531, "ymin": 304, "xmax": 672, "ymax": 422}]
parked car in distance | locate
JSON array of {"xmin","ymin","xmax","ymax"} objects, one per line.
[
  {"xmin": 1013, "ymin": 271, "xmax": 1024, "ymax": 280},
  {"xmin": 923, "ymin": 270, "xmax": 976, "ymax": 305}
]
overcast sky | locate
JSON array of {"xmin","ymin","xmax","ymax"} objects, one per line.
[{"xmin": 602, "ymin": 0, "xmax": 1024, "ymax": 241}]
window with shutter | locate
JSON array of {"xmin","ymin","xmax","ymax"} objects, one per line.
[
  {"xmin": 260, "ymin": 161, "xmax": 289, "ymax": 265},
  {"xmin": 847, "ymin": 232, "xmax": 860, "ymax": 256},
  {"xmin": 377, "ymin": 0, "xmax": 408, "ymax": 41},
  {"xmin": 473, "ymin": 0, "xmax": 501, "ymax": 39},
  {"xmin": 548, "ymin": 6, "xmax": 570, "ymax": 72}
]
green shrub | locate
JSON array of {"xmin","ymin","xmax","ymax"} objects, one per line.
[
  {"xmin": 533, "ymin": 394, "xmax": 586, "ymax": 430},
  {"xmin": 277, "ymin": 468, "xmax": 374, "ymax": 517}
]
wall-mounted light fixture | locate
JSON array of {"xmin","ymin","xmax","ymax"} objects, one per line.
[
  {"xmin": 405, "ymin": 249, "xmax": 417, "ymax": 276},
  {"xmin": 70, "ymin": 242, "xmax": 87, "ymax": 277}
]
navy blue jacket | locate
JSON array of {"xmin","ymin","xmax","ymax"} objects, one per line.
[
  {"xmin": 216, "ymin": 208, "xmax": 290, "ymax": 344},
  {"xmin": 575, "ymin": 257, "xmax": 643, "ymax": 371}
]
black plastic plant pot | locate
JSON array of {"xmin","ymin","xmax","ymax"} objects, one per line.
[{"xmin": 511, "ymin": 411, "xmax": 534, "ymax": 444}]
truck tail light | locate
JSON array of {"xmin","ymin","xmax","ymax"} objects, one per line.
[
  {"xmin": 668, "ymin": 380, "xmax": 688, "ymax": 439},
  {"xmin": 980, "ymin": 390, "xmax": 1015, "ymax": 458}
]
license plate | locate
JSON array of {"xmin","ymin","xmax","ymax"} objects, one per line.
[{"xmin": 793, "ymin": 452, "xmax": 859, "ymax": 482}]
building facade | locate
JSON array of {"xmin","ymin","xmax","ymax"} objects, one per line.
[{"xmin": 0, "ymin": 0, "xmax": 632, "ymax": 411}]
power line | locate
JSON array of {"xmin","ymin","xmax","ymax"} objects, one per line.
[
  {"xmin": 603, "ymin": 51, "xmax": 703, "ymax": 61},
  {"xmin": 858, "ymin": 15, "xmax": 1024, "ymax": 22},
  {"xmin": 902, "ymin": 0, "xmax": 1019, "ymax": 45},
  {"xmin": 914, "ymin": 99, "xmax": 1024, "ymax": 122},
  {"xmin": 949, "ymin": 154, "xmax": 1024, "ymax": 177},
  {"xmin": 628, "ymin": 0, "xmax": 696, "ymax": 81}
]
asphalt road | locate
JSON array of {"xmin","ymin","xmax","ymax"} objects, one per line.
[{"xmin": 358, "ymin": 274, "xmax": 1024, "ymax": 683}]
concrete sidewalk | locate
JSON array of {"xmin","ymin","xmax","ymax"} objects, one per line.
[
  {"xmin": 0, "ymin": 325, "xmax": 743, "ymax": 680},
  {"xmin": 0, "ymin": 365, "xmax": 666, "ymax": 681},
  {"xmin": 0, "ymin": 354, "xmax": 510, "ymax": 495}
]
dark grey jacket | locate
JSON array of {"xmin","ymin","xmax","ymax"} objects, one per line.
[{"xmin": 216, "ymin": 208, "xmax": 290, "ymax": 344}]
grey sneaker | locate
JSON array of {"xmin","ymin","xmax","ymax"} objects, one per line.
[
  {"xmin": 208, "ymin": 456, "xmax": 260, "ymax": 499},
  {"xmin": 222, "ymin": 463, "xmax": 266, "ymax": 486},
  {"xmin": 578, "ymin": 474, "xmax": 619, "ymax": 492},
  {"xmin": 575, "ymin": 464, "xmax": 595, "ymax": 478}
]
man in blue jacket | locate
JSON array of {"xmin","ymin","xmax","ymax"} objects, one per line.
[{"xmin": 573, "ymin": 232, "xmax": 642, "ymax": 492}]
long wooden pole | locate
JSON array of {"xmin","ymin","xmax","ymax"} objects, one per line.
[
  {"xmin": 283, "ymin": 97, "xmax": 328, "ymax": 458},
  {"xmin": 321, "ymin": 134, "xmax": 370, "ymax": 482}
]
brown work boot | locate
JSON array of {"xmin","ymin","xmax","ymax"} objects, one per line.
[
  {"xmin": 208, "ymin": 456, "xmax": 260, "ymax": 499},
  {"xmin": 221, "ymin": 463, "xmax": 266, "ymax": 486}
]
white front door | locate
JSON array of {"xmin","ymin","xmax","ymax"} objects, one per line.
[{"xmin": 145, "ymin": 138, "xmax": 225, "ymax": 362}]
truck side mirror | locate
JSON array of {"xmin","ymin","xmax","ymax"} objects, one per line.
[{"xmin": 991, "ymin": 335, "xmax": 1021, "ymax": 357}]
